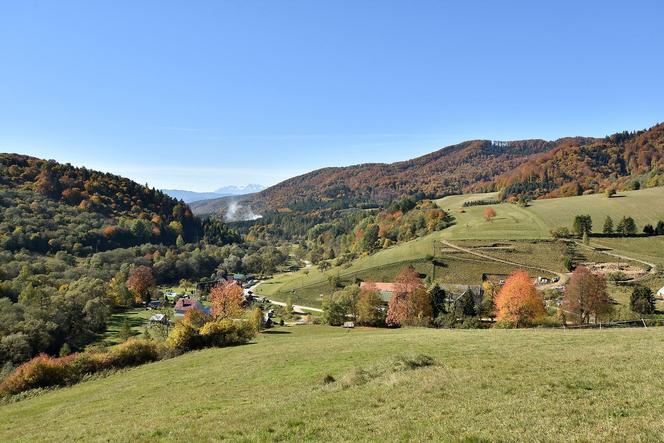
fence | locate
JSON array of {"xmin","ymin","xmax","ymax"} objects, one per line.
[{"xmin": 562, "ymin": 318, "xmax": 664, "ymax": 329}]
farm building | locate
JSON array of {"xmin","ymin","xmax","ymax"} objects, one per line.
[
  {"xmin": 438, "ymin": 284, "xmax": 484, "ymax": 306},
  {"xmin": 174, "ymin": 298, "xmax": 210, "ymax": 318},
  {"xmin": 359, "ymin": 282, "xmax": 483, "ymax": 308},
  {"xmin": 149, "ymin": 313, "xmax": 169, "ymax": 325},
  {"xmin": 359, "ymin": 282, "xmax": 400, "ymax": 302},
  {"xmin": 657, "ymin": 286, "xmax": 664, "ymax": 299}
]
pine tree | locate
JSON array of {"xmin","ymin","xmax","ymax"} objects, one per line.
[
  {"xmin": 119, "ymin": 319, "xmax": 133, "ymax": 342},
  {"xmin": 603, "ymin": 216, "xmax": 614, "ymax": 234}
]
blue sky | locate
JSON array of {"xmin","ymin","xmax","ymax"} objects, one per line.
[{"xmin": 1, "ymin": 1, "xmax": 663, "ymax": 191}]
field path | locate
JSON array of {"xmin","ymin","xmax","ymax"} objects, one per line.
[
  {"xmin": 438, "ymin": 239, "xmax": 569, "ymax": 288},
  {"xmin": 249, "ymin": 282, "xmax": 323, "ymax": 313}
]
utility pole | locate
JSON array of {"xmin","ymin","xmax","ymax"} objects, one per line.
[{"xmin": 432, "ymin": 240, "xmax": 436, "ymax": 282}]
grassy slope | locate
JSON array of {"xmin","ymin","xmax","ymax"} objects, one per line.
[
  {"xmin": 258, "ymin": 187, "xmax": 664, "ymax": 306},
  {"xmin": 3, "ymin": 326, "xmax": 664, "ymax": 442},
  {"xmin": 436, "ymin": 186, "xmax": 664, "ymax": 240}
]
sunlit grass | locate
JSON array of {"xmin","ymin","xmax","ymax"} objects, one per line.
[{"xmin": 2, "ymin": 326, "xmax": 664, "ymax": 441}]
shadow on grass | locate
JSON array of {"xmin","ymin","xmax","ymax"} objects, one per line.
[{"xmin": 261, "ymin": 330, "xmax": 291, "ymax": 335}]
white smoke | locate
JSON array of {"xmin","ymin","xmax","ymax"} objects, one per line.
[{"xmin": 224, "ymin": 200, "xmax": 262, "ymax": 222}]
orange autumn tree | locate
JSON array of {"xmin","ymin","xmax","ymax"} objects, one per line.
[
  {"xmin": 484, "ymin": 207, "xmax": 497, "ymax": 221},
  {"xmin": 495, "ymin": 270, "xmax": 545, "ymax": 327},
  {"xmin": 386, "ymin": 267, "xmax": 433, "ymax": 327},
  {"xmin": 209, "ymin": 281, "xmax": 244, "ymax": 320}
]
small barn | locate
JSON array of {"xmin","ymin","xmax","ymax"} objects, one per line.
[
  {"xmin": 359, "ymin": 282, "xmax": 400, "ymax": 302},
  {"xmin": 174, "ymin": 298, "xmax": 209, "ymax": 318},
  {"xmin": 657, "ymin": 286, "xmax": 664, "ymax": 299}
]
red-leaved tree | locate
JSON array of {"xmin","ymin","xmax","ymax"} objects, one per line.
[
  {"xmin": 386, "ymin": 267, "xmax": 432, "ymax": 327},
  {"xmin": 126, "ymin": 266, "xmax": 155, "ymax": 304},
  {"xmin": 562, "ymin": 266, "xmax": 611, "ymax": 324},
  {"xmin": 484, "ymin": 207, "xmax": 497, "ymax": 221}
]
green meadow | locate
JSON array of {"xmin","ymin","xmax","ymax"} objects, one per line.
[
  {"xmin": 257, "ymin": 187, "xmax": 664, "ymax": 307},
  {"xmin": 436, "ymin": 186, "xmax": 664, "ymax": 240},
  {"xmin": 2, "ymin": 326, "xmax": 664, "ymax": 442}
]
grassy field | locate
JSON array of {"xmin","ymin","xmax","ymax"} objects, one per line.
[
  {"xmin": 257, "ymin": 187, "xmax": 664, "ymax": 307},
  {"xmin": 97, "ymin": 309, "xmax": 154, "ymax": 346},
  {"xmin": 3, "ymin": 325, "xmax": 664, "ymax": 442},
  {"xmin": 255, "ymin": 239, "xmax": 621, "ymax": 308},
  {"xmin": 256, "ymin": 250, "xmax": 550, "ymax": 308},
  {"xmin": 436, "ymin": 186, "xmax": 664, "ymax": 240}
]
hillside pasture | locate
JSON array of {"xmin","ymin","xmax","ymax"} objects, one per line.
[
  {"xmin": 436, "ymin": 187, "xmax": 664, "ymax": 240},
  {"xmin": 3, "ymin": 326, "xmax": 664, "ymax": 442}
]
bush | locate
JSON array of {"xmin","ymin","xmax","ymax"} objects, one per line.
[
  {"xmin": 0, "ymin": 354, "xmax": 77, "ymax": 397},
  {"xmin": 550, "ymin": 227, "xmax": 571, "ymax": 239},
  {"xmin": 457, "ymin": 318, "xmax": 482, "ymax": 329},
  {"xmin": 0, "ymin": 339, "xmax": 163, "ymax": 398},
  {"xmin": 608, "ymin": 272, "xmax": 628, "ymax": 282},
  {"xmin": 103, "ymin": 339, "xmax": 163, "ymax": 368},
  {"xmin": 70, "ymin": 352, "xmax": 110, "ymax": 375},
  {"xmin": 166, "ymin": 322, "xmax": 200, "ymax": 353},
  {"xmin": 199, "ymin": 320, "xmax": 256, "ymax": 348},
  {"xmin": 168, "ymin": 319, "xmax": 256, "ymax": 352}
]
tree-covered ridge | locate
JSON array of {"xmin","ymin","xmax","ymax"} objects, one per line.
[
  {"xmin": 249, "ymin": 137, "xmax": 593, "ymax": 211},
  {"xmin": 496, "ymin": 122, "xmax": 664, "ymax": 200},
  {"xmin": 238, "ymin": 197, "xmax": 453, "ymax": 267},
  {"xmin": 0, "ymin": 154, "xmax": 248, "ymax": 371},
  {"xmin": 0, "ymin": 153, "xmax": 212, "ymax": 253}
]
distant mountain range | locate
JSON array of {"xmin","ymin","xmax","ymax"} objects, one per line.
[{"xmin": 162, "ymin": 184, "xmax": 265, "ymax": 203}]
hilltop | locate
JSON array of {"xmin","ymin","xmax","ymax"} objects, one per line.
[
  {"xmin": 0, "ymin": 153, "xmax": 203, "ymax": 252},
  {"xmin": 191, "ymin": 122, "xmax": 663, "ymax": 217}
]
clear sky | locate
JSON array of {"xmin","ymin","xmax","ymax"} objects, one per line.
[{"xmin": 1, "ymin": 1, "xmax": 663, "ymax": 191}]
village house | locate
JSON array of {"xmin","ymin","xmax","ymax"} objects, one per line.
[
  {"xmin": 359, "ymin": 282, "xmax": 483, "ymax": 308},
  {"xmin": 657, "ymin": 285, "xmax": 664, "ymax": 299},
  {"xmin": 359, "ymin": 282, "xmax": 401, "ymax": 302},
  {"xmin": 174, "ymin": 298, "xmax": 210, "ymax": 318},
  {"xmin": 438, "ymin": 284, "xmax": 484, "ymax": 307}
]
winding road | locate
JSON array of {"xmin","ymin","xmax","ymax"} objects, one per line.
[{"xmin": 247, "ymin": 282, "xmax": 323, "ymax": 313}]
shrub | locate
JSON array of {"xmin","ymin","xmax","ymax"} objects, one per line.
[
  {"xmin": 457, "ymin": 317, "xmax": 482, "ymax": 329},
  {"xmin": 550, "ymin": 226, "xmax": 571, "ymax": 239},
  {"xmin": 166, "ymin": 322, "xmax": 200, "ymax": 353},
  {"xmin": 103, "ymin": 339, "xmax": 163, "ymax": 368},
  {"xmin": 0, "ymin": 354, "xmax": 77, "ymax": 397},
  {"xmin": 0, "ymin": 339, "xmax": 164, "ymax": 398},
  {"xmin": 608, "ymin": 272, "xmax": 628, "ymax": 282},
  {"xmin": 199, "ymin": 320, "xmax": 256, "ymax": 347},
  {"xmin": 70, "ymin": 352, "xmax": 110, "ymax": 375}
]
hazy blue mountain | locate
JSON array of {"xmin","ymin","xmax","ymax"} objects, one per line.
[
  {"xmin": 161, "ymin": 189, "xmax": 226, "ymax": 203},
  {"xmin": 163, "ymin": 184, "xmax": 265, "ymax": 203},
  {"xmin": 214, "ymin": 184, "xmax": 265, "ymax": 195}
]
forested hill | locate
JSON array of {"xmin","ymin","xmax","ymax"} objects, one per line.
[
  {"xmin": 496, "ymin": 122, "xmax": 664, "ymax": 200},
  {"xmin": 242, "ymin": 122, "xmax": 663, "ymax": 212},
  {"xmin": 248, "ymin": 137, "xmax": 593, "ymax": 211},
  {"xmin": 0, "ymin": 153, "xmax": 209, "ymax": 254}
]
